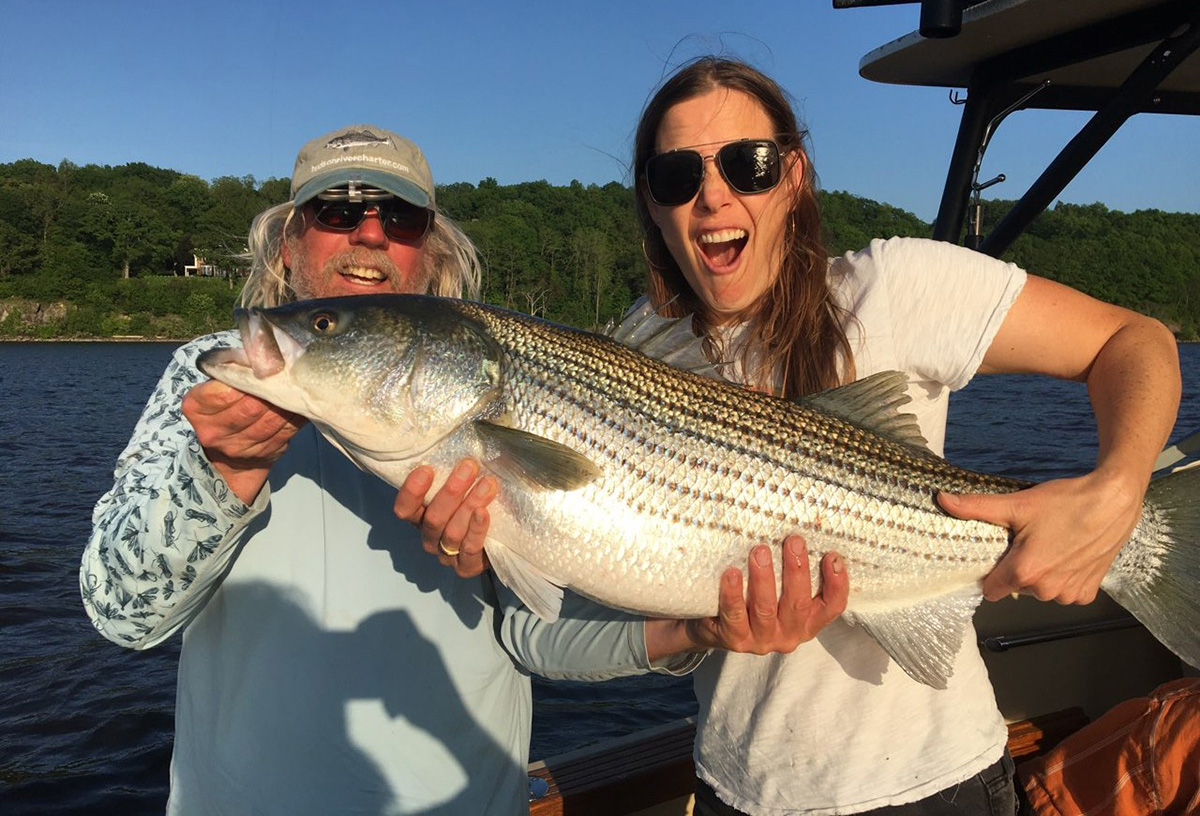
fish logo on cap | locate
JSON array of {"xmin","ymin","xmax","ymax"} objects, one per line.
[{"xmin": 325, "ymin": 129, "xmax": 393, "ymax": 152}]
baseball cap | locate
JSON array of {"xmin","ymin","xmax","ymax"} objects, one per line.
[{"xmin": 290, "ymin": 124, "xmax": 435, "ymax": 209}]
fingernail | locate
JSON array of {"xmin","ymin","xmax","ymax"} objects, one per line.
[
  {"xmin": 453, "ymin": 461, "xmax": 475, "ymax": 481},
  {"xmin": 753, "ymin": 546, "xmax": 770, "ymax": 567},
  {"xmin": 831, "ymin": 554, "xmax": 843, "ymax": 575},
  {"xmin": 476, "ymin": 477, "xmax": 498, "ymax": 501},
  {"xmin": 786, "ymin": 537, "xmax": 804, "ymax": 563}
]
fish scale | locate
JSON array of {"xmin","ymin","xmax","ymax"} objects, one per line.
[{"xmin": 198, "ymin": 293, "xmax": 1200, "ymax": 688}]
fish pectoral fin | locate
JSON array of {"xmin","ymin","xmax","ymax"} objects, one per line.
[
  {"xmin": 845, "ymin": 587, "xmax": 982, "ymax": 690},
  {"xmin": 485, "ymin": 537, "xmax": 565, "ymax": 623},
  {"xmin": 801, "ymin": 370, "xmax": 930, "ymax": 452},
  {"xmin": 475, "ymin": 421, "xmax": 600, "ymax": 491}
]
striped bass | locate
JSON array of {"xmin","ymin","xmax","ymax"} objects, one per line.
[{"xmin": 197, "ymin": 294, "xmax": 1200, "ymax": 688}]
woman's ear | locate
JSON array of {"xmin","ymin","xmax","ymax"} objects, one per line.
[{"xmin": 786, "ymin": 148, "xmax": 807, "ymax": 192}]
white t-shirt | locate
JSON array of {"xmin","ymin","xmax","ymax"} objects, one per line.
[{"xmin": 694, "ymin": 236, "xmax": 1027, "ymax": 815}]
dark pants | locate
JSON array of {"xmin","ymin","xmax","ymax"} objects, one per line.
[{"xmin": 694, "ymin": 751, "xmax": 1018, "ymax": 816}]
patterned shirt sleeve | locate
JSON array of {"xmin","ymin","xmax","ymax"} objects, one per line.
[{"xmin": 80, "ymin": 331, "xmax": 269, "ymax": 649}]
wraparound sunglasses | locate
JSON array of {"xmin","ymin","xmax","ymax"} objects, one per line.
[
  {"xmin": 644, "ymin": 139, "xmax": 783, "ymax": 206},
  {"xmin": 310, "ymin": 196, "xmax": 434, "ymax": 242}
]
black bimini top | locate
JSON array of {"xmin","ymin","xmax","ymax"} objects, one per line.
[{"xmin": 857, "ymin": 0, "xmax": 1200, "ymax": 114}]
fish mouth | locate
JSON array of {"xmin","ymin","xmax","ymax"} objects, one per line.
[
  {"xmin": 698, "ymin": 228, "xmax": 748, "ymax": 271},
  {"xmin": 238, "ymin": 309, "xmax": 293, "ymax": 378},
  {"xmin": 197, "ymin": 309, "xmax": 300, "ymax": 381}
]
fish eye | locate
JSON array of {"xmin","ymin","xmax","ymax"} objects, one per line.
[{"xmin": 312, "ymin": 312, "xmax": 337, "ymax": 333}]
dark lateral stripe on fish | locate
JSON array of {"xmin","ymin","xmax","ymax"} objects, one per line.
[
  {"xmin": 521, "ymin": 385, "xmax": 998, "ymax": 568},
  {"xmin": 517, "ymin": 371, "xmax": 996, "ymax": 549},
  {"xmin": 494, "ymin": 321, "xmax": 1021, "ymax": 505},
  {"xmin": 516, "ymin": 371, "xmax": 958, "ymax": 524}
]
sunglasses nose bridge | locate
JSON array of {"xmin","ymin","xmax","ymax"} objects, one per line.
[
  {"xmin": 696, "ymin": 152, "xmax": 736, "ymax": 204},
  {"xmin": 348, "ymin": 204, "xmax": 390, "ymax": 246}
]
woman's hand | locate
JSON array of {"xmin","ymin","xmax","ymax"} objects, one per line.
[
  {"xmin": 182, "ymin": 379, "xmax": 306, "ymax": 504},
  {"xmin": 646, "ymin": 535, "xmax": 848, "ymax": 660},
  {"xmin": 939, "ymin": 469, "xmax": 1145, "ymax": 604},
  {"xmin": 393, "ymin": 459, "xmax": 496, "ymax": 578}
]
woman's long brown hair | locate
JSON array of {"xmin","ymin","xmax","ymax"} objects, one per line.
[{"xmin": 634, "ymin": 57, "xmax": 854, "ymax": 398}]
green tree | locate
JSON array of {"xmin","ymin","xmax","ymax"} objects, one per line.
[
  {"xmin": 83, "ymin": 190, "xmax": 177, "ymax": 279},
  {"xmin": 0, "ymin": 220, "xmax": 37, "ymax": 277}
]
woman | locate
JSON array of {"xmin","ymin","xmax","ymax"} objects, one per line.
[{"xmin": 401, "ymin": 58, "xmax": 1181, "ymax": 815}]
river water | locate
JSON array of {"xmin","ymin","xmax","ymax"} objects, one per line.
[{"xmin": 2, "ymin": 340, "xmax": 1199, "ymax": 813}]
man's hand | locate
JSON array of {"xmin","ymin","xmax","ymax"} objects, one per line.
[
  {"xmin": 939, "ymin": 470, "xmax": 1144, "ymax": 604},
  {"xmin": 182, "ymin": 380, "xmax": 306, "ymax": 504},
  {"xmin": 394, "ymin": 459, "xmax": 496, "ymax": 578},
  {"xmin": 646, "ymin": 536, "xmax": 848, "ymax": 660}
]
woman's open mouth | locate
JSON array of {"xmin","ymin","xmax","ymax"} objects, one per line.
[{"xmin": 698, "ymin": 229, "xmax": 748, "ymax": 270}]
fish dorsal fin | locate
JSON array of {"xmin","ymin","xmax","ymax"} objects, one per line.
[
  {"xmin": 845, "ymin": 586, "xmax": 982, "ymax": 689},
  {"xmin": 484, "ymin": 536, "xmax": 566, "ymax": 622},
  {"xmin": 608, "ymin": 298, "xmax": 724, "ymax": 378},
  {"xmin": 474, "ymin": 420, "xmax": 600, "ymax": 491},
  {"xmin": 802, "ymin": 370, "xmax": 930, "ymax": 451}
]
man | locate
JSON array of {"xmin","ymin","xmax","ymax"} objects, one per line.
[{"xmin": 80, "ymin": 124, "xmax": 534, "ymax": 814}]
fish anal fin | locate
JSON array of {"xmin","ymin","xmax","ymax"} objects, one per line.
[
  {"xmin": 474, "ymin": 420, "xmax": 600, "ymax": 491},
  {"xmin": 485, "ymin": 537, "xmax": 565, "ymax": 623},
  {"xmin": 803, "ymin": 370, "xmax": 930, "ymax": 451},
  {"xmin": 846, "ymin": 587, "xmax": 982, "ymax": 689}
]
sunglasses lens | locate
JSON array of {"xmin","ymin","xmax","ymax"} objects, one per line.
[
  {"xmin": 313, "ymin": 199, "xmax": 432, "ymax": 241},
  {"xmin": 382, "ymin": 201, "xmax": 434, "ymax": 241},
  {"xmin": 646, "ymin": 151, "xmax": 704, "ymax": 206},
  {"xmin": 719, "ymin": 141, "xmax": 781, "ymax": 194},
  {"xmin": 314, "ymin": 201, "xmax": 366, "ymax": 230}
]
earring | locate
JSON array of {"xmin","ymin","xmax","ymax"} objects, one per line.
[{"xmin": 640, "ymin": 231, "xmax": 675, "ymax": 270}]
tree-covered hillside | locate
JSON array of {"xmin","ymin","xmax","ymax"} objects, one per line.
[{"xmin": 1, "ymin": 158, "xmax": 1197, "ymax": 339}]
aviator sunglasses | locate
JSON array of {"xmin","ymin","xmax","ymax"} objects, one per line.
[
  {"xmin": 644, "ymin": 139, "xmax": 783, "ymax": 206},
  {"xmin": 310, "ymin": 189, "xmax": 434, "ymax": 242}
]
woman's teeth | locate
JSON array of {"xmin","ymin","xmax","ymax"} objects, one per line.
[
  {"xmin": 699, "ymin": 229, "xmax": 748, "ymax": 267},
  {"xmin": 699, "ymin": 229, "xmax": 747, "ymax": 244}
]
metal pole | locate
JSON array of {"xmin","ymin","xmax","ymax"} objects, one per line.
[{"xmin": 932, "ymin": 89, "xmax": 994, "ymax": 244}]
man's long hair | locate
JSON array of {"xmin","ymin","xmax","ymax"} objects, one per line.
[
  {"xmin": 634, "ymin": 57, "xmax": 854, "ymax": 398},
  {"xmin": 238, "ymin": 201, "xmax": 482, "ymax": 309}
]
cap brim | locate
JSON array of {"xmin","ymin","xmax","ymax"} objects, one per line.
[{"xmin": 293, "ymin": 169, "xmax": 431, "ymax": 209}]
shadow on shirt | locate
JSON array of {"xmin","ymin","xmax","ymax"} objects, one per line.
[
  {"xmin": 273, "ymin": 427, "xmax": 488, "ymax": 632},
  {"xmin": 175, "ymin": 579, "xmax": 528, "ymax": 815}
]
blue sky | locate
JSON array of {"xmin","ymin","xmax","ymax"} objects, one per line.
[{"xmin": 2, "ymin": 1, "xmax": 1196, "ymax": 222}]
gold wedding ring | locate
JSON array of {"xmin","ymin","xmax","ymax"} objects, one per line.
[{"xmin": 439, "ymin": 541, "xmax": 460, "ymax": 557}]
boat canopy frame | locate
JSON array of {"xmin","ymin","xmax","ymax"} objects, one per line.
[{"xmin": 849, "ymin": 0, "xmax": 1200, "ymax": 258}]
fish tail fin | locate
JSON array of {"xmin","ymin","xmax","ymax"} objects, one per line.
[{"xmin": 1104, "ymin": 465, "xmax": 1200, "ymax": 670}]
